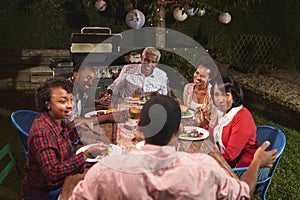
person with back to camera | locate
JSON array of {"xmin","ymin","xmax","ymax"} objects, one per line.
[
  {"xmin": 70, "ymin": 95, "xmax": 277, "ymax": 200},
  {"xmin": 22, "ymin": 77, "xmax": 106, "ymax": 200},
  {"xmin": 102, "ymin": 47, "xmax": 169, "ymax": 98},
  {"xmin": 205, "ymin": 77, "xmax": 258, "ymax": 168}
]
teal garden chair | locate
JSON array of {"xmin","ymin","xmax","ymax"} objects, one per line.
[{"xmin": 0, "ymin": 143, "xmax": 20, "ymax": 184}]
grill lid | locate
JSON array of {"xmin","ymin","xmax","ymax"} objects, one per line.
[{"xmin": 70, "ymin": 27, "xmax": 122, "ymax": 65}]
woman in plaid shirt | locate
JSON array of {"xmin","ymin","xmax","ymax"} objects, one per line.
[{"xmin": 22, "ymin": 78, "xmax": 89, "ymax": 200}]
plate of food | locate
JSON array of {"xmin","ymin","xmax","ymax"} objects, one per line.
[
  {"xmin": 76, "ymin": 143, "xmax": 122, "ymax": 162},
  {"xmin": 84, "ymin": 108, "xmax": 118, "ymax": 118},
  {"xmin": 123, "ymin": 119, "xmax": 138, "ymax": 130},
  {"xmin": 178, "ymin": 126, "xmax": 209, "ymax": 141},
  {"xmin": 127, "ymin": 99, "xmax": 147, "ymax": 105},
  {"xmin": 84, "ymin": 110, "xmax": 107, "ymax": 118},
  {"xmin": 126, "ymin": 94, "xmax": 150, "ymax": 104},
  {"xmin": 181, "ymin": 110, "xmax": 194, "ymax": 118},
  {"xmin": 180, "ymin": 105, "xmax": 194, "ymax": 119}
]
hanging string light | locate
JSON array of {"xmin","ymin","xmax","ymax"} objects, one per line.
[
  {"xmin": 91, "ymin": 0, "xmax": 261, "ymax": 26},
  {"xmin": 219, "ymin": 12, "xmax": 232, "ymax": 24},
  {"xmin": 173, "ymin": 7, "xmax": 188, "ymax": 21},
  {"xmin": 94, "ymin": 0, "xmax": 107, "ymax": 12},
  {"xmin": 184, "ymin": 3, "xmax": 198, "ymax": 16}
]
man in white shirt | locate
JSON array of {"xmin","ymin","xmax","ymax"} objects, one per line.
[{"xmin": 107, "ymin": 47, "xmax": 169, "ymax": 98}]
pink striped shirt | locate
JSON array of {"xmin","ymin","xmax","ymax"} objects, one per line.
[{"xmin": 70, "ymin": 145, "xmax": 250, "ymax": 200}]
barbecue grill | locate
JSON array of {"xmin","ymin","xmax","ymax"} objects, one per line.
[{"xmin": 50, "ymin": 27, "xmax": 124, "ymax": 92}]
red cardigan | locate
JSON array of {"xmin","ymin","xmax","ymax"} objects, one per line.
[{"xmin": 220, "ymin": 107, "xmax": 258, "ymax": 168}]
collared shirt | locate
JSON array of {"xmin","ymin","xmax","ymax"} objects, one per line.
[
  {"xmin": 65, "ymin": 84, "xmax": 89, "ymax": 123},
  {"xmin": 108, "ymin": 64, "xmax": 169, "ymax": 97},
  {"xmin": 70, "ymin": 145, "xmax": 250, "ymax": 200},
  {"xmin": 214, "ymin": 107, "xmax": 258, "ymax": 168},
  {"xmin": 22, "ymin": 112, "xmax": 86, "ymax": 197}
]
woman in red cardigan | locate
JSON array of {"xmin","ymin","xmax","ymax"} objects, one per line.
[{"xmin": 210, "ymin": 77, "xmax": 258, "ymax": 168}]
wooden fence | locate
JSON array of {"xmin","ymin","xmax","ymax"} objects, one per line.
[
  {"xmin": 0, "ymin": 49, "xmax": 69, "ymax": 90},
  {"xmin": 233, "ymin": 34, "xmax": 281, "ymax": 72}
]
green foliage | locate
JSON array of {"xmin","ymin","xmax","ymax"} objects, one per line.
[
  {"xmin": 0, "ymin": 0, "xmax": 127, "ymax": 49},
  {"xmin": 79, "ymin": 0, "xmax": 261, "ymax": 25},
  {"xmin": 206, "ymin": 31, "xmax": 236, "ymax": 64},
  {"xmin": 0, "ymin": 0, "xmax": 72, "ymax": 48},
  {"xmin": 0, "ymin": 0, "xmax": 298, "ymax": 70},
  {"xmin": 273, "ymin": 48, "xmax": 298, "ymax": 70},
  {"xmin": 160, "ymin": 50, "xmax": 196, "ymax": 79}
]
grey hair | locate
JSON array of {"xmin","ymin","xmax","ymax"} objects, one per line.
[{"xmin": 142, "ymin": 47, "xmax": 161, "ymax": 62}]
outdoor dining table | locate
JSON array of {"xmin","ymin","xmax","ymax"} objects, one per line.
[{"xmin": 58, "ymin": 107, "xmax": 238, "ymax": 200}]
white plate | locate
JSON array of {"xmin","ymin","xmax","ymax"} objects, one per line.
[
  {"xmin": 84, "ymin": 110, "xmax": 107, "ymax": 118},
  {"xmin": 135, "ymin": 141, "xmax": 145, "ymax": 149},
  {"xmin": 178, "ymin": 126, "xmax": 209, "ymax": 141},
  {"xmin": 76, "ymin": 143, "xmax": 122, "ymax": 162},
  {"xmin": 127, "ymin": 100, "xmax": 146, "ymax": 105},
  {"xmin": 181, "ymin": 110, "xmax": 194, "ymax": 119},
  {"xmin": 125, "ymin": 97, "xmax": 147, "ymax": 105}
]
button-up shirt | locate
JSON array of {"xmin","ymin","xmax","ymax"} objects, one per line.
[
  {"xmin": 65, "ymin": 85, "xmax": 89, "ymax": 124},
  {"xmin": 108, "ymin": 64, "xmax": 169, "ymax": 97},
  {"xmin": 22, "ymin": 112, "xmax": 86, "ymax": 197},
  {"xmin": 70, "ymin": 145, "xmax": 250, "ymax": 200}
]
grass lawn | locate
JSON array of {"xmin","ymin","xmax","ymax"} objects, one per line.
[{"xmin": 0, "ymin": 90, "xmax": 299, "ymax": 199}]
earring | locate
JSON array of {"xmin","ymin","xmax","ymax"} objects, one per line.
[{"xmin": 47, "ymin": 107, "xmax": 50, "ymax": 110}]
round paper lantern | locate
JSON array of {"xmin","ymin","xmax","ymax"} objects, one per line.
[
  {"xmin": 219, "ymin": 12, "xmax": 232, "ymax": 24},
  {"xmin": 197, "ymin": 8, "xmax": 206, "ymax": 17},
  {"xmin": 184, "ymin": 4, "xmax": 198, "ymax": 16},
  {"xmin": 125, "ymin": 9, "xmax": 145, "ymax": 29},
  {"xmin": 173, "ymin": 7, "xmax": 188, "ymax": 21},
  {"xmin": 95, "ymin": 0, "xmax": 107, "ymax": 12}
]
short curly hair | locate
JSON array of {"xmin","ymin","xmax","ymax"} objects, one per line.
[{"xmin": 35, "ymin": 77, "xmax": 73, "ymax": 112}]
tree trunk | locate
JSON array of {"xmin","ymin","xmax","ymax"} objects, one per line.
[{"xmin": 154, "ymin": 1, "xmax": 166, "ymax": 48}]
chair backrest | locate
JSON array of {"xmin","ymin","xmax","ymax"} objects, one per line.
[
  {"xmin": 233, "ymin": 125, "xmax": 286, "ymax": 200},
  {"xmin": 256, "ymin": 125, "xmax": 286, "ymax": 155},
  {"xmin": 0, "ymin": 143, "xmax": 20, "ymax": 184},
  {"xmin": 254, "ymin": 125, "xmax": 286, "ymax": 199},
  {"xmin": 11, "ymin": 110, "xmax": 39, "ymax": 160}
]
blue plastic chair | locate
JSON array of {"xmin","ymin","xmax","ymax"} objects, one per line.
[
  {"xmin": 232, "ymin": 125, "xmax": 286, "ymax": 200},
  {"xmin": 11, "ymin": 110, "xmax": 39, "ymax": 160}
]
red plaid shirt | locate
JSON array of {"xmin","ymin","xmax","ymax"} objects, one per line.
[{"xmin": 22, "ymin": 112, "xmax": 86, "ymax": 197}]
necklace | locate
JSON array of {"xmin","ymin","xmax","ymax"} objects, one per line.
[{"xmin": 193, "ymin": 85, "xmax": 208, "ymax": 104}]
